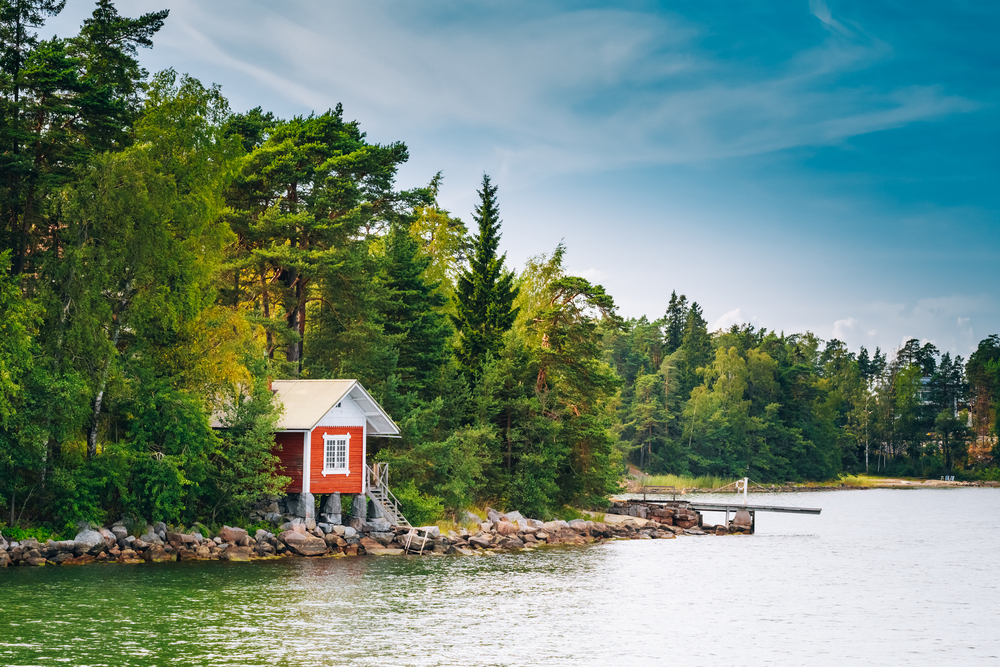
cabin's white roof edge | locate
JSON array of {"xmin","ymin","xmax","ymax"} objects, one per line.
[{"xmin": 271, "ymin": 379, "xmax": 400, "ymax": 436}]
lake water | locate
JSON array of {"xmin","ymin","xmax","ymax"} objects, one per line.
[{"xmin": 2, "ymin": 488, "xmax": 998, "ymax": 666}]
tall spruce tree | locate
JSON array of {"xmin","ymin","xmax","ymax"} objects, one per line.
[
  {"xmin": 663, "ymin": 290, "xmax": 688, "ymax": 354},
  {"xmin": 452, "ymin": 174, "xmax": 518, "ymax": 376},
  {"xmin": 381, "ymin": 223, "xmax": 451, "ymax": 398}
]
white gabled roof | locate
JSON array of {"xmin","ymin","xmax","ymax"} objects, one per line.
[{"xmin": 271, "ymin": 379, "xmax": 400, "ymax": 436}]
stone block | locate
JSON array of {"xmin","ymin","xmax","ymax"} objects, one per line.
[{"xmin": 218, "ymin": 526, "xmax": 248, "ymax": 544}]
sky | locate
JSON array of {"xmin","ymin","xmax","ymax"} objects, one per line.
[{"xmin": 47, "ymin": 0, "xmax": 1000, "ymax": 359}]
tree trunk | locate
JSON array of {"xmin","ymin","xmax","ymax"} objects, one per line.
[{"xmin": 88, "ymin": 284, "xmax": 131, "ymax": 458}]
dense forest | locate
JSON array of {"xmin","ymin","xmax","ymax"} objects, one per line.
[{"xmin": 1, "ymin": 2, "xmax": 998, "ymax": 533}]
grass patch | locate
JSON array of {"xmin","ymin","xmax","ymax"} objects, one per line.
[
  {"xmin": 635, "ymin": 473, "xmax": 737, "ymax": 490},
  {"xmin": 836, "ymin": 474, "xmax": 879, "ymax": 488}
]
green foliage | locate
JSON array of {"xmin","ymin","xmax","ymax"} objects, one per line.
[
  {"xmin": 1, "ymin": 4, "xmax": 996, "ymax": 534},
  {"xmin": 392, "ymin": 480, "xmax": 444, "ymax": 527},
  {"xmin": 0, "ymin": 523, "xmax": 61, "ymax": 542},
  {"xmin": 452, "ymin": 174, "xmax": 519, "ymax": 377}
]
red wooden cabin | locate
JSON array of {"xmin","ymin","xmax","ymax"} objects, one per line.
[{"xmin": 269, "ymin": 380, "xmax": 400, "ymax": 496}]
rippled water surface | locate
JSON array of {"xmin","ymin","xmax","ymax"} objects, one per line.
[{"xmin": 2, "ymin": 488, "xmax": 999, "ymax": 666}]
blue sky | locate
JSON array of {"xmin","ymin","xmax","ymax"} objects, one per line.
[{"xmin": 49, "ymin": 1, "xmax": 1000, "ymax": 358}]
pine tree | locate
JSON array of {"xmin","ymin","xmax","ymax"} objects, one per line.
[
  {"xmin": 663, "ymin": 290, "xmax": 688, "ymax": 354},
  {"xmin": 451, "ymin": 174, "xmax": 518, "ymax": 376},
  {"xmin": 381, "ymin": 223, "xmax": 451, "ymax": 398}
]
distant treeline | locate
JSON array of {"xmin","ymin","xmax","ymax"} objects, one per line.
[
  {"xmin": 608, "ymin": 301, "xmax": 1000, "ymax": 482},
  {"xmin": 1, "ymin": 2, "xmax": 997, "ymax": 534}
]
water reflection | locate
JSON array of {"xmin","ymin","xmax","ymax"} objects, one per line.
[{"xmin": 1, "ymin": 488, "xmax": 998, "ymax": 666}]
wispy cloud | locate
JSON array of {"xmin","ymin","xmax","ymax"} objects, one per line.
[{"xmin": 123, "ymin": 0, "xmax": 981, "ymax": 183}]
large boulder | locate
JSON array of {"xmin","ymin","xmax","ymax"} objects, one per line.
[
  {"xmin": 495, "ymin": 521, "xmax": 519, "ymax": 537},
  {"xmin": 673, "ymin": 509, "xmax": 700, "ymax": 530},
  {"xmin": 403, "ymin": 535, "xmax": 434, "ymax": 552},
  {"xmin": 143, "ymin": 545, "xmax": 175, "ymax": 562},
  {"xmin": 461, "ymin": 510, "xmax": 483, "ymax": 524},
  {"xmin": 221, "ymin": 546, "xmax": 254, "ymax": 561},
  {"xmin": 321, "ymin": 492, "xmax": 341, "ymax": 517},
  {"xmin": 549, "ymin": 529, "xmax": 585, "ymax": 545},
  {"xmin": 731, "ymin": 508, "xmax": 752, "ymax": 529},
  {"xmin": 468, "ymin": 535, "xmax": 493, "ymax": 549},
  {"xmin": 370, "ymin": 532, "xmax": 395, "ymax": 546},
  {"xmin": 540, "ymin": 520, "xmax": 567, "ymax": 534},
  {"xmin": 362, "ymin": 518, "xmax": 392, "ymax": 533},
  {"xmin": 350, "ymin": 494, "xmax": 367, "ymax": 521},
  {"xmin": 503, "ymin": 511, "xmax": 524, "ymax": 523},
  {"xmin": 218, "ymin": 526, "xmax": 248, "ymax": 544},
  {"xmin": 279, "ymin": 530, "xmax": 328, "ymax": 556},
  {"xmin": 359, "ymin": 537, "xmax": 382, "ymax": 551},
  {"xmin": 73, "ymin": 529, "xmax": 106, "ymax": 555},
  {"xmin": 486, "ymin": 508, "xmax": 502, "ymax": 523},
  {"xmin": 166, "ymin": 531, "xmax": 197, "ymax": 545},
  {"xmin": 568, "ymin": 520, "xmax": 593, "ymax": 534},
  {"xmin": 497, "ymin": 537, "xmax": 525, "ymax": 550},
  {"xmin": 291, "ymin": 492, "xmax": 315, "ymax": 520}
]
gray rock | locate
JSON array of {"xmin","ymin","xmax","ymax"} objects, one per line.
[
  {"xmin": 371, "ymin": 532, "xmax": 395, "ymax": 546},
  {"xmin": 486, "ymin": 507, "xmax": 502, "ymax": 523},
  {"xmin": 527, "ymin": 519, "xmax": 544, "ymax": 528},
  {"xmin": 403, "ymin": 535, "xmax": 434, "ymax": 552},
  {"xmin": 254, "ymin": 529, "xmax": 272, "ymax": 542},
  {"xmin": 293, "ymin": 492, "xmax": 315, "ymax": 520},
  {"xmin": 362, "ymin": 518, "xmax": 391, "ymax": 533},
  {"xmin": 351, "ymin": 494, "xmax": 367, "ymax": 520},
  {"xmin": 343, "ymin": 526, "xmax": 357, "ymax": 539},
  {"xmin": 541, "ymin": 520, "xmax": 569, "ymax": 533},
  {"xmin": 503, "ymin": 511, "xmax": 524, "ymax": 523},
  {"xmin": 332, "ymin": 525, "xmax": 347, "ymax": 536},
  {"xmin": 153, "ymin": 521, "xmax": 167, "ymax": 538},
  {"xmin": 319, "ymin": 513, "xmax": 341, "ymax": 526},
  {"xmin": 73, "ymin": 529, "xmax": 105, "ymax": 552},
  {"xmin": 321, "ymin": 492, "xmax": 341, "ymax": 515},
  {"xmin": 140, "ymin": 532, "xmax": 163, "ymax": 545},
  {"xmin": 265, "ymin": 512, "xmax": 283, "ymax": 524},
  {"xmin": 53, "ymin": 540, "xmax": 76, "ymax": 553},
  {"xmin": 461, "ymin": 510, "xmax": 483, "ymax": 524},
  {"xmin": 110, "ymin": 526, "xmax": 128, "ymax": 540},
  {"xmin": 468, "ymin": 535, "xmax": 493, "ymax": 549},
  {"xmin": 498, "ymin": 537, "xmax": 525, "ymax": 550}
]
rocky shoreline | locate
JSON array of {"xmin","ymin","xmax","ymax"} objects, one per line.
[{"xmin": 0, "ymin": 504, "xmax": 743, "ymax": 568}]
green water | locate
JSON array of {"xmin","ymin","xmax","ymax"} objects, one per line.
[{"xmin": 3, "ymin": 489, "xmax": 1000, "ymax": 666}]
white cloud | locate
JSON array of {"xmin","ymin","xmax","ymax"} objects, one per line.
[
  {"xmin": 712, "ymin": 308, "xmax": 746, "ymax": 331},
  {"xmin": 832, "ymin": 317, "xmax": 858, "ymax": 339},
  {"xmin": 85, "ymin": 0, "xmax": 980, "ymax": 186}
]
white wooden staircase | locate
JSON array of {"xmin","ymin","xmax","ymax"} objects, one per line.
[{"xmin": 365, "ymin": 463, "xmax": 410, "ymax": 528}]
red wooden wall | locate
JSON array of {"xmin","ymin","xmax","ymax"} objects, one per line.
[
  {"xmin": 273, "ymin": 431, "xmax": 304, "ymax": 493},
  {"xmin": 309, "ymin": 426, "xmax": 364, "ymax": 494}
]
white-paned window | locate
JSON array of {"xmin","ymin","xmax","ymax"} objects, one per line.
[{"xmin": 322, "ymin": 433, "xmax": 350, "ymax": 476}]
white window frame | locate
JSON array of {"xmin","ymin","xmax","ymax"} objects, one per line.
[{"xmin": 322, "ymin": 433, "xmax": 351, "ymax": 476}]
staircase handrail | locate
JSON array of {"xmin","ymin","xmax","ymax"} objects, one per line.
[{"xmin": 366, "ymin": 463, "xmax": 410, "ymax": 527}]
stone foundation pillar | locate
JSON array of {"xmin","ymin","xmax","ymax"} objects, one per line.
[{"xmin": 320, "ymin": 492, "xmax": 342, "ymax": 525}]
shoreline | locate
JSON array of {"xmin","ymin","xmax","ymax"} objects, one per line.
[{"xmin": 0, "ymin": 508, "xmax": 738, "ymax": 570}]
